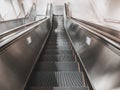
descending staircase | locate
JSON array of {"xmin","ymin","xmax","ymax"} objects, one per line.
[{"xmin": 26, "ymin": 16, "xmax": 88, "ymax": 90}]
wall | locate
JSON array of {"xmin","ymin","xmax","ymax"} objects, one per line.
[
  {"xmin": 36, "ymin": 0, "xmax": 69, "ymax": 15},
  {"xmin": 0, "ymin": 0, "xmax": 35, "ymax": 21},
  {"xmin": 70, "ymin": 0, "xmax": 99, "ymax": 23},
  {"xmin": 22, "ymin": 0, "xmax": 33, "ymax": 15},
  {"xmin": 0, "ymin": 0, "xmax": 16, "ymax": 20}
]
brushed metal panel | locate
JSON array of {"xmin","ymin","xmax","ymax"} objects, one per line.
[
  {"xmin": 65, "ymin": 18, "xmax": 120, "ymax": 90},
  {"xmin": 0, "ymin": 19, "xmax": 51, "ymax": 90}
]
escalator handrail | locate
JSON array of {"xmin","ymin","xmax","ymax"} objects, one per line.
[
  {"xmin": 72, "ymin": 17, "xmax": 120, "ymax": 43},
  {"xmin": 64, "ymin": 26, "xmax": 95, "ymax": 90},
  {"xmin": 0, "ymin": 3, "xmax": 52, "ymax": 39},
  {"xmin": 71, "ymin": 18, "xmax": 120, "ymax": 49},
  {"xmin": 0, "ymin": 18, "xmax": 49, "ymax": 50},
  {"xmin": 73, "ymin": 18, "xmax": 120, "ymax": 38},
  {"xmin": 0, "ymin": 17, "xmax": 46, "ymax": 39},
  {"xmin": 64, "ymin": 4, "xmax": 95, "ymax": 90},
  {"xmin": 0, "ymin": 3, "xmax": 53, "ymax": 49},
  {"xmin": 65, "ymin": 3, "xmax": 120, "ymax": 49}
]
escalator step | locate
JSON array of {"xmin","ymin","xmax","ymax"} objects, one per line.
[
  {"xmin": 43, "ymin": 49, "xmax": 73, "ymax": 54},
  {"xmin": 46, "ymin": 44, "xmax": 70, "ymax": 47},
  {"xmin": 35, "ymin": 62, "xmax": 79, "ymax": 71},
  {"xmin": 45, "ymin": 46, "xmax": 71, "ymax": 50},
  {"xmin": 48, "ymin": 40, "xmax": 69, "ymax": 43},
  {"xmin": 49, "ymin": 35, "xmax": 66, "ymax": 36},
  {"xmin": 30, "ymin": 72, "xmax": 84, "ymax": 87},
  {"xmin": 49, "ymin": 39, "xmax": 68, "ymax": 42},
  {"xmin": 29, "ymin": 87, "xmax": 88, "ymax": 90},
  {"xmin": 49, "ymin": 38, "xmax": 68, "ymax": 40},
  {"xmin": 49, "ymin": 36, "xmax": 67, "ymax": 38},
  {"xmin": 47, "ymin": 41, "xmax": 69, "ymax": 45},
  {"xmin": 40, "ymin": 54, "xmax": 75, "ymax": 62},
  {"xmin": 49, "ymin": 35, "xmax": 66, "ymax": 37},
  {"xmin": 50, "ymin": 34, "xmax": 66, "ymax": 36},
  {"xmin": 47, "ymin": 42, "xmax": 69, "ymax": 45},
  {"xmin": 49, "ymin": 37, "xmax": 66, "ymax": 39}
]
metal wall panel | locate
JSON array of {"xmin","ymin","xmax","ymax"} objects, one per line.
[
  {"xmin": 0, "ymin": 19, "xmax": 51, "ymax": 90},
  {"xmin": 65, "ymin": 18, "xmax": 120, "ymax": 90}
]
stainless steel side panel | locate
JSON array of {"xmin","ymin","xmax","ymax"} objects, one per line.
[
  {"xmin": 0, "ymin": 19, "xmax": 51, "ymax": 90},
  {"xmin": 65, "ymin": 18, "xmax": 120, "ymax": 90}
]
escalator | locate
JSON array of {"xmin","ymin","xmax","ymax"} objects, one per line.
[
  {"xmin": 0, "ymin": 4, "xmax": 119, "ymax": 90},
  {"xmin": 25, "ymin": 16, "xmax": 88, "ymax": 90}
]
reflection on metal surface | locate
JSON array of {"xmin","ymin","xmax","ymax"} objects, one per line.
[
  {"xmin": 0, "ymin": 18, "xmax": 51, "ymax": 90},
  {"xmin": 65, "ymin": 17, "xmax": 120, "ymax": 90},
  {"xmin": 72, "ymin": 18, "xmax": 120, "ymax": 39},
  {"xmin": 26, "ymin": 36, "xmax": 32, "ymax": 45},
  {"xmin": 86, "ymin": 36, "xmax": 91, "ymax": 45}
]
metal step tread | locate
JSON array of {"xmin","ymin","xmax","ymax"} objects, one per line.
[
  {"xmin": 45, "ymin": 44, "xmax": 70, "ymax": 47},
  {"xmin": 29, "ymin": 87, "xmax": 88, "ymax": 90},
  {"xmin": 30, "ymin": 72, "xmax": 84, "ymax": 87},
  {"xmin": 49, "ymin": 39, "xmax": 69, "ymax": 42},
  {"xmin": 35, "ymin": 62, "xmax": 79, "ymax": 71},
  {"xmin": 49, "ymin": 35, "xmax": 67, "ymax": 37},
  {"xmin": 40, "ymin": 54, "xmax": 75, "ymax": 62},
  {"xmin": 47, "ymin": 42, "xmax": 69, "ymax": 45},
  {"xmin": 45, "ymin": 46, "xmax": 71, "ymax": 50},
  {"xmin": 47, "ymin": 41, "xmax": 69, "ymax": 44},
  {"xmin": 48, "ymin": 38, "xmax": 68, "ymax": 40},
  {"xmin": 49, "ymin": 36, "xmax": 67, "ymax": 38},
  {"xmin": 43, "ymin": 49, "xmax": 73, "ymax": 54},
  {"xmin": 49, "ymin": 37, "xmax": 67, "ymax": 38},
  {"xmin": 49, "ymin": 35, "xmax": 66, "ymax": 36},
  {"xmin": 47, "ymin": 41, "xmax": 68, "ymax": 44},
  {"xmin": 49, "ymin": 37, "xmax": 67, "ymax": 39}
]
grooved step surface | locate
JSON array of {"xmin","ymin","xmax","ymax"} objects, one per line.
[
  {"xmin": 26, "ymin": 15, "xmax": 85, "ymax": 90},
  {"xmin": 30, "ymin": 72, "xmax": 84, "ymax": 87},
  {"xmin": 46, "ymin": 43, "xmax": 70, "ymax": 47},
  {"xmin": 47, "ymin": 42, "xmax": 69, "ymax": 45},
  {"xmin": 48, "ymin": 39, "xmax": 69, "ymax": 42},
  {"xmin": 35, "ymin": 62, "xmax": 79, "ymax": 71},
  {"xmin": 40, "ymin": 54, "xmax": 75, "ymax": 62},
  {"xmin": 48, "ymin": 41, "xmax": 69, "ymax": 44},
  {"xmin": 49, "ymin": 37, "xmax": 67, "ymax": 39},
  {"xmin": 29, "ymin": 87, "xmax": 88, "ymax": 90},
  {"xmin": 45, "ymin": 46, "xmax": 71, "ymax": 50},
  {"xmin": 43, "ymin": 49, "xmax": 73, "ymax": 54}
]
